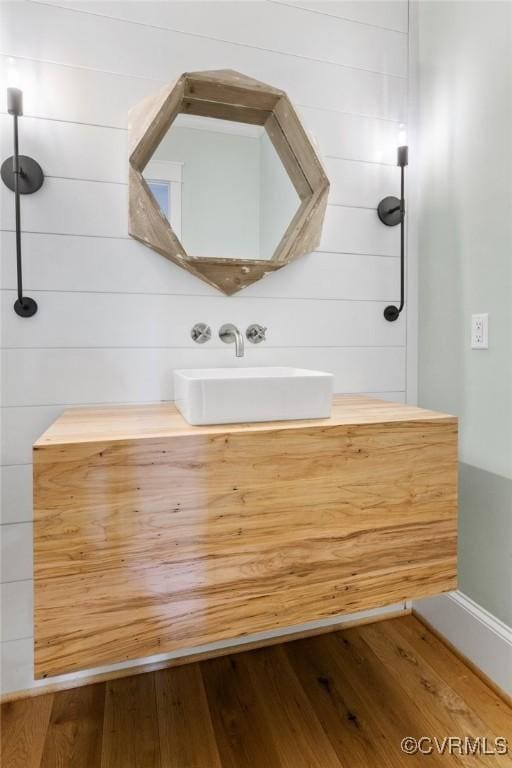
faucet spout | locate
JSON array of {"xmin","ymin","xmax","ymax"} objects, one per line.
[{"xmin": 219, "ymin": 323, "xmax": 244, "ymax": 358}]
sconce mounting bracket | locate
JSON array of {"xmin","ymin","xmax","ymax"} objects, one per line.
[
  {"xmin": 383, "ymin": 304, "xmax": 400, "ymax": 322},
  {"xmin": 1, "ymin": 155, "xmax": 44, "ymax": 195},
  {"xmin": 13, "ymin": 296, "xmax": 38, "ymax": 318},
  {"xmin": 377, "ymin": 195, "xmax": 402, "ymax": 227}
]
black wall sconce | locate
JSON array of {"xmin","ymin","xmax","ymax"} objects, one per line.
[
  {"xmin": 1, "ymin": 88, "xmax": 44, "ymax": 317},
  {"xmin": 377, "ymin": 145, "xmax": 408, "ymax": 322}
]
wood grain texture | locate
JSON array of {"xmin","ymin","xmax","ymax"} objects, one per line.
[
  {"xmin": 1, "ymin": 607, "xmax": 407, "ymax": 705},
  {"xmin": 237, "ymin": 646, "xmax": 343, "ymax": 768},
  {"xmin": 128, "ymin": 68, "xmax": 329, "ymax": 294},
  {"xmin": 264, "ymin": 113, "xmax": 311, "ymax": 200},
  {"xmin": 201, "ymin": 655, "xmax": 285, "ymax": 768},
  {"xmin": 285, "ymin": 633, "xmax": 398, "ymax": 768},
  {"xmin": 101, "ymin": 673, "xmax": 160, "ymax": 768},
  {"xmin": 357, "ymin": 621, "xmax": 512, "ymax": 768},
  {"xmin": 184, "ymin": 69, "xmax": 284, "ymax": 110},
  {"xmin": 402, "ymin": 614, "xmax": 512, "ymax": 727},
  {"xmin": 155, "ymin": 665, "xmax": 222, "ymax": 768},
  {"xmin": 2, "ymin": 618, "xmax": 510, "ymax": 768},
  {"xmin": 34, "ymin": 395, "xmax": 454, "ymax": 446},
  {"xmin": 310, "ymin": 631, "xmax": 451, "ymax": 768},
  {"xmin": 39, "ymin": 685, "xmax": 104, "ymax": 768},
  {"xmin": 181, "ymin": 96, "xmax": 271, "ymax": 125},
  {"xmin": 189, "ymin": 256, "xmax": 283, "ymax": 296},
  {"xmin": 1, "ymin": 694, "xmax": 54, "ymax": 768},
  {"xmin": 128, "ymin": 78, "xmax": 184, "ymax": 171},
  {"xmin": 412, "ymin": 610, "xmax": 512, "ymax": 710},
  {"xmin": 33, "ymin": 396, "xmax": 457, "ymax": 678},
  {"xmin": 273, "ymin": 95, "xmax": 327, "ymax": 192}
]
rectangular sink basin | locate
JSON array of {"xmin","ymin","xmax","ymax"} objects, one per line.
[{"xmin": 174, "ymin": 367, "xmax": 334, "ymax": 425}]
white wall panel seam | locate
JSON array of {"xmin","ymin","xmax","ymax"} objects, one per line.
[
  {"xmin": 268, "ymin": 1, "xmax": 408, "ymax": 34},
  {"xmin": 25, "ymin": 0, "xmax": 408, "ymax": 79}
]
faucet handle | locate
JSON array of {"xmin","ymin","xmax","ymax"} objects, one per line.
[
  {"xmin": 191, "ymin": 322, "xmax": 212, "ymax": 344},
  {"xmin": 246, "ymin": 323, "xmax": 267, "ymax": 344}
]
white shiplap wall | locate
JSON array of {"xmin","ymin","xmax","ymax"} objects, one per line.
[{"xmin": 0, "ymin": 0, "xmax": 410, "ymax": 695}]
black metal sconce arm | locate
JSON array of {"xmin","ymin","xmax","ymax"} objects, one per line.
[
  {"xmin": 1, "ymin": 87, "xmax": 44, "ymax": 318},
  {"xmin": 377, "ymin": 145, "xmax": 408, "ymax": 322}
]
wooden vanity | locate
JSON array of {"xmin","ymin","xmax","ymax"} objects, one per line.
[{"xmin": 33, "ymin": 395, "xmax": 457, "ymax": 678}]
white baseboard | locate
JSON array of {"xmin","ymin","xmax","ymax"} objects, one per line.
[{"xmin": 413, "ymin": 591, "xmax": 512, "ymax": 698}]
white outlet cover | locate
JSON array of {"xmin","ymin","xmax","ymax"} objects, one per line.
[{"xmin": 471, "ymin": 313, "xmax": 489, "ymax": 349}]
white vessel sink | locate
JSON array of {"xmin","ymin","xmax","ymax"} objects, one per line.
[{"xmin": 174, "ymin": 367, "xmax": 334, "ymax": 425}]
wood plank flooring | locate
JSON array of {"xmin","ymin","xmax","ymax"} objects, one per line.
[{"xmin": 2, "ymin": 616, "xmax": 511, "ymax": 767}]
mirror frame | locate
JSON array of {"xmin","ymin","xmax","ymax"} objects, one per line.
[{"xmin": 128, "ymin": 69, "xmax": 329, "ymax": 295}]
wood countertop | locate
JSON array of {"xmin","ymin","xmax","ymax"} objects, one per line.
[{"xmin": 34, "ymin": 394, "xmax": 455, "ymax": 448}]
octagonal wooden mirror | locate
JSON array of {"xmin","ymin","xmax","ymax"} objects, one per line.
[{"xmin": 129, "ymin": 69, "xmax": 329, "ymax": 295}]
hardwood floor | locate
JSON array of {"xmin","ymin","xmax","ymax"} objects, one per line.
[{"xmin": 2, "ymin": 616, "xmax": 511, "ymax": 767}]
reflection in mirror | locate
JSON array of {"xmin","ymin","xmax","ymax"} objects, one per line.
[{"xmin": 142, "ymin": 114, "xmax": 301, "ymax": 261}]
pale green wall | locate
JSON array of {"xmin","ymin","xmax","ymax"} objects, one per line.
[
  {"xmin": 458, "ymin": 464, "xmax": 512, "ymax": 623},
  {"xmin": 415, "ymin": 1, "xmax": 512, "ymax": 624},
  {"xmin": 155, "ymin": 125, "xmax": 261, "ymax": 259},
  {"xmin": 154, "ymin": 123, "xmax": 299, "ymax": 260},
  {"xmin": 259, "ymin": 133, "xmax": 300, "ymax": 258}
]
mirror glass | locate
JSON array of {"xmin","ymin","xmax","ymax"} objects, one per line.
[{"xmin": 142, "ymin": 114, "xmax": 302, "ymax": 261}]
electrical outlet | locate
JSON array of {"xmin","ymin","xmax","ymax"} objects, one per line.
[{"xmin": 471, "ymin": 313, "xmax": 489, "ymax": 349}]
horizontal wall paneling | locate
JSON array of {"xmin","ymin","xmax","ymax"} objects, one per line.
[
  {"xmin": 0, "ymin": 0, "xmax": 411, "ymax": 694},
  {"xmin": 1, "ymin": 233, "xmax": 400, "ymax": 299},
  {"xmin": 2, "ymin": 347, "xmax": 406, "ymax": 407},
  {"xmin": 271, "ymin": 1, "xmax": 408, "ymax": 34},
  {"xmin": 34, "ymin": 0, "xmax": 408, "ymax": 76},
  {"xmin": 1, "ymin": 291, "xmax": 405, "ymax": 349},
  {"xmin": 1, "ymin": 5, "xmax": 406, "ymax": 120}
]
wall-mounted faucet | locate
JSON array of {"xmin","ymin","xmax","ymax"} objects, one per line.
[
  {"xmin": 219, "ymin": 323, "xmax": 244, "ymax": 357},
  {"xmin": 191, "ymin": 322, "xmax": 267, "ymax": 357}
]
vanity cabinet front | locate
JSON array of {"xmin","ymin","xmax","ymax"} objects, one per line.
[{"xmin": 33, "ymin": 395, "xmax": 457, "ymax": 678}]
